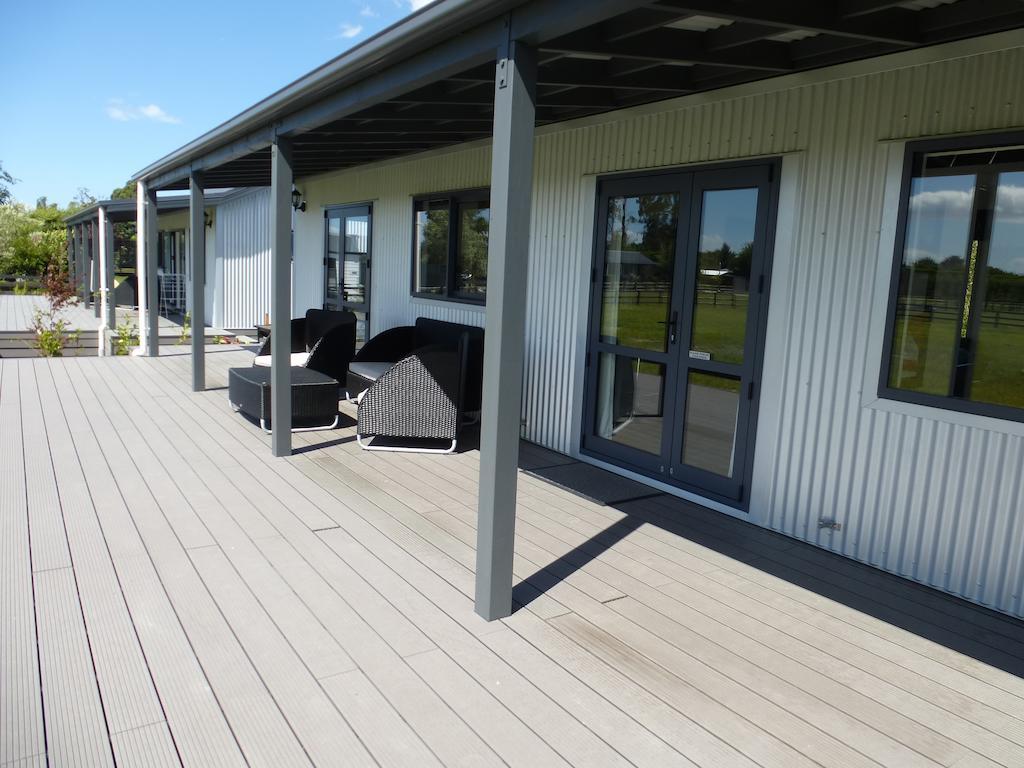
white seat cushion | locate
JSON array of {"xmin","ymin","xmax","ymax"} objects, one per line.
[{"xmin": 253, "ymin": 352, "xmax": 309, "ymax": 368}]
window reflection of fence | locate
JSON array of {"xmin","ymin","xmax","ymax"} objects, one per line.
[
  {"xmin": 603, "ymin": 281, "xmax": 750, "ymax": 308},
  {"xmin": 898, "ymin": 298, "xmax": 1024, "ymax": 330}
]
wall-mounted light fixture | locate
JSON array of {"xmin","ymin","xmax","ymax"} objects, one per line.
[
  {"xmin": 204, "ymin": 211, "xmax": 213, "ymax": 228},
  {"xmin": 291, "ymin": 187, "xmax": 307, "ymax": 212}
]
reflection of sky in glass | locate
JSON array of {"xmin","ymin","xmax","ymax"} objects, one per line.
[
  {"xmin": 905, "ymin": 175, "xmax": 974, "ymax": 266},
  {"xmin": 991, "ymin": 173, "xmax": 1024, "ymax": 277},
  {"xmin": 699, "ymin": 188, "xmax": 757, "ymax": 252}
]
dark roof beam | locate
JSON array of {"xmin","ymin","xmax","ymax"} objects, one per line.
[
  {"xmin": 651, "ymin": 0, "xmax": 922, "ymax": 46},
  {"xmin": 541, "ymin": 28, "xmax": 793, "ymax": 71}
]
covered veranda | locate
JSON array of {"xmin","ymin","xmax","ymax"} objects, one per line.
[{"xmin": 127, "ymin": 0, "xmax": 1024, "ymax": 623}]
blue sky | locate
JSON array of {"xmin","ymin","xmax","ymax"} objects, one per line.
[{"xmin": 1, "ymin": 0, "xmax": 428, "ymax": 207}]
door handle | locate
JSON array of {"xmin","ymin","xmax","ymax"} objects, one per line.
[{"xmin": 658, "ymin": 310, "xmax": 679, "ymax": 344}]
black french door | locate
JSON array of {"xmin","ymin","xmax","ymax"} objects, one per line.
[
  {"xmin": 582, "ymin": 162, "xmax": 777, "ymax": 504},
  {"xmin": 324, "ymin": 204, "xmax": 372, "ymax": 344}
]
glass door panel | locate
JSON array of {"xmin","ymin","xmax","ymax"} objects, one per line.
[
  {"xmin": 689, "ymin": 188, "xmax": 758, "ymax": 364},
  {"xmin": 681, "ymin": 371, "xmax": 741, "ymax": 476},
  {"xmin": 325, "ymin": 205, "xmax": 371, "ymax": 344},
  {"xmin": 600, "ymin": 193, "xmax": 680, "ymax": 352},
  {"xmin": 325, "ymin": 217, "xmax": 341, "ymax": 309},
  {"xmin": 594, "ymin": 353, "xmax": 666, "ymax": 455},
  {"xmin": 584, "ymin": 177, "xmax": 685, "ymax": 472}
]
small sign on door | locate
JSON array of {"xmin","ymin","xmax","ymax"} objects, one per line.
[{"xmin": 689, "ymin": 350, "xmax": 711, "ymax": 361}]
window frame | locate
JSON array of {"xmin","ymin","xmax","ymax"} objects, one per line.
[
  {"xmin": 410, "ymin": 187, "xmax": 490, "ymax": 305},
  {"xmin": 878, "ymin": 131, "xmax": 1024, "ymax": 424}
]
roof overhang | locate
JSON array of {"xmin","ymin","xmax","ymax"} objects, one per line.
[
  {"xmin": 133, "ymin": 0, "xmax": 1024, "ymax": 191},
  {"xmin": 64, "ymin": 190, "xmax": 237, "ymax": 225}
]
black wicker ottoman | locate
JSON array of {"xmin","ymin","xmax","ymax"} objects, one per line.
[{"xmin": 228, "ymin": 366, "xmax": 340, "ymax": 433}]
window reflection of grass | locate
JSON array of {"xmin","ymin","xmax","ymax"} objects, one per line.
[
  {"xmin": 602, "ymin": 293, "xmax": 749, "ymax": 363},
  {"xmin": 889, "ymin": 311, "xmax": 1024, "ymax": 408}
]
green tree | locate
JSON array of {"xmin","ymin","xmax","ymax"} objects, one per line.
[
  {"xmin": 110, "ymin": 180, "xmax": 135, "ymax": 200},
  {"xmin": 0, "ymin": 162, "xmax": 17, "ymax": 206}
]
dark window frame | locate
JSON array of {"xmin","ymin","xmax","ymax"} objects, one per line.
[
  {"xmin": 410, "ymin": 187, "xmax": 490, "ymax": 305},
  {"xmin": 878, "ymin": 131, "xmax": 1024, "ymax": 424}
]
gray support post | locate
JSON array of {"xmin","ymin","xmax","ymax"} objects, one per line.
[
  {"xmin": 92, "ymin": 216, "xmax": 101, "ymax": 317},
  {"xmin": 103, "ymin": 211, "xmax": 115, "ymax": 331},
  {"xmin": 189, "ymin": 172, "xmax": 206, "ymax": 391},
  {"xmin": 77, "ymin": 224, "xmax": 88, "ymax": 302},
  {"xmin": 145, "ymin": 184, "xmax": 160, "ymax": 356},
  {"xmin": 474, "ymin": 31, "xmax": 537, "ymax": 621},
  {"xmin": 66, "ymin": 226, "xmax": 74, "ymax": 281},
  {"xmin": 270, "ymin": 137, "xmax": 294, "ymax": 455}
]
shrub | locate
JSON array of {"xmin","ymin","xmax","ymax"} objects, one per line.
[
  {"xmin": 113, "ymin": 318, "xmax": 138, "ymax": 355},
  {"xmin": 30, "ymin": 257, "xmax": 80, "ymax": 357}
]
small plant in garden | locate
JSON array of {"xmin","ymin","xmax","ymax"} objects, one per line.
[
  {"xmin": 30, "ymin": 258, "xmax": 80, "ymax": 357},
  {"xmin": 113, "ymin": 318, "xmax": 139, "ymax": 355},
  {"xmin": 177, "ymin": 311, "xmax": 191, "ymax": 345},
  {"xmin": 212, "ymin": 334, "xmax": 224, "ymax": 345},
  {"xmin": 13, "ymin": 280, "xmax": 29, "ymax": 295}
]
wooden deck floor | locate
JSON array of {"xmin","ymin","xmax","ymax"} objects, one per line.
[{"xmin": 2, "ymin": 347, "xmax": 1024, "ymax": 768}]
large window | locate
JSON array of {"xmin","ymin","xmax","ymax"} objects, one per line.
[
  {"xmin": 412, "ymin": 189, "xmax": 490, "ymax": 303},
  {"xmin": 881, "ymin": 136, "xmax": 1024, "ymax": 421}
]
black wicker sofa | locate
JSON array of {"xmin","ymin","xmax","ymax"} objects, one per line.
[{"xmin": 349, "ymin": 318, "xmax": 484, "ymax": 453}]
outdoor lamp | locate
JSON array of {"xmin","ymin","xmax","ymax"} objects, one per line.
[{"xmin": 291, "ymin": 187, "xmax": 307, "ymax": 212}]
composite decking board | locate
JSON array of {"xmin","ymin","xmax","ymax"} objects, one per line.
[
  {"xmin": 159, "ymin": 354, "xmax": 1024, "ymax": 765},
  {"xmin": 82, "ymin": 366, "xmax": 358, "ymax": 682},
  {"xmin": 147, "ymin": 357, "xmax": 657, "ymax": 766},
  {"xmin": 110, "ymin": 359, "xmax": 440, "ymax": 662},
  {"xmin": 185, "ymin": 547, "xmax": 376, "ymax": 767},
  {"xmin": 409, "ymin": 445, "xmax": 1004, "ymax": 761},
  {"xmin": 314, "ymin": 530, "xmax": 631, "ymax": 768},
  {"xmin": 30, "ymin": 361, "xmax": 175, "ymax": 740},
  {"xmin": 32, "ymin": 567, "xmax": 115, "ymax": 766},
  {"xmin": 110, "ymin": 356, "xmax": 518, "ymax": 766},
  {"xmin": 217, "ymin": 374, "xmax": 907, "ymax": 766},
  {"xmin": 61, "ymin": 362, "xmax": 313, "ymax": 767},
  {"xmin": 327, "ymin": 409, "xmax": 1024, "ymax": 765},
  {"xmin": 339, "ymin": 450, "xmax": 892, "ymax": 768},
  {"xmin": 0, "ymin": 361, "xmax": 47, "ymax": 767},
  {"xmin": 317, "ymin": 668, "xmax": 443, "ymax": 768},
  {"xmin": 129, "ymin": 358, "xmax": 628, "ymax": 765},
  {"xmin": 8, "ymin": 348, "xmax": 1024, "ymax": 767},
  {"xmin": 44, "ymin": 361, "xmax": 244, "ymax": 768},
  {"xmin": 18, "ymin": 364, "xmax": 72, "ymax": 574},
  {"xmin": 109, "ymin": 722, "xmax": 181, "ymax": 768},
  {"xmin": 351, "ymin": 444, "xmax": 968, "ymax": 766}
]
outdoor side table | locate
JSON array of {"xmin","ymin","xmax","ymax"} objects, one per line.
[{"xmin": 228, "ymin": 365, "xmax": 340, "ymax": 433}]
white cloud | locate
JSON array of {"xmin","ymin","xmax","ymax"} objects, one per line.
[
  {"xmin": 409, "ymin": 0, "xmax": 434, "ymax": 9},
  {"xmin": 337, "ymin": 22, "xmax": 363, "ymax": 38},
  {"xmin": 106, "ymin": 99, "xmax": 181, "ymax": 124},
  {"xmin": 996, "ymin": 184, "xmax": 1024, "ymax": 222},
  {"xmin": 700, "ymin": 233, "xmax": 724, "ymax": 252},
  {"xmin": 360, "ymin": 4, "xmax": 377, "ymax": 16},
  {"xmin": 908, "ymin": 187, "xmax": 973, "ymax": 216}
]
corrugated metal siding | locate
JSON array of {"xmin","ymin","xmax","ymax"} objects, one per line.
[
  {"xmin": 295, "ymin": 43, "xmax": 1024, "ymax": 617},
  {"xmin": 216, "ymin": 188, "xmax": 272, "ymax": 329}
]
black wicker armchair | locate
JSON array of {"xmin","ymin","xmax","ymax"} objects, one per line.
[
  {"xmin": 350, "ymin": 318, "xmax": 484, "ymax": 453},
  {"xmin": 254, "ymin": 308, "xmax": 356, "ymax": 383}
]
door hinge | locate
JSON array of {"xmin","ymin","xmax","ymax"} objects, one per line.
[
  {"xmin": 748, "ymin": 381, "xmax": 755, "ymax": 400},
  {"xmin": 758, "ymin": 274, "xmax": 765, "ymax": 293}
]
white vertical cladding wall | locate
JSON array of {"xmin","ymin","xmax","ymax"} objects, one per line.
[
  {"xmin": 215, "ymin": 188, "xmax": 272, "ymax": 329},
  {"xmin": 293, "ymin": 40, "xmax": 1024, "ymax": 617}
]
